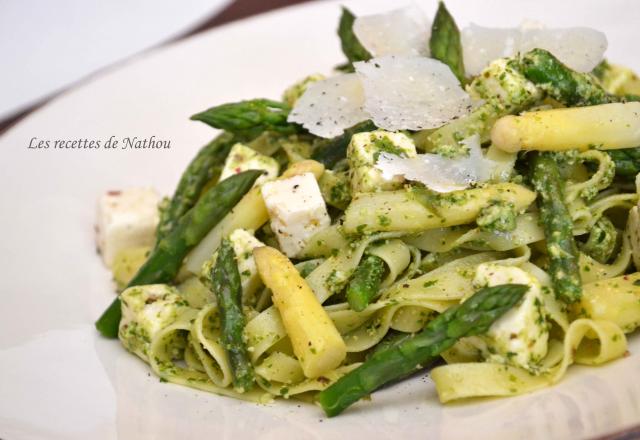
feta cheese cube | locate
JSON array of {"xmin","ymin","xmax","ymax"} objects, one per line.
[
  {"xmin": 219, "ymin": 143, "xmax": 280, "ymax": 186},
  {"xmin": 261, "ymin": 172, "xmax": 331, "ymax": 258},
  {"xmin": 347, "ymin": 130, "xmax": 417, "ymax": 193},
  {"xmin": 472, "ymin": 263, "xmax": 549, "ymax": 373},
  {"xmin": 96, "ymin": 188, "xmax": 160, "ymax": 268},
  {"xmin": 119, "ymin": 284, "xmax": 191, "ymax": 361}
]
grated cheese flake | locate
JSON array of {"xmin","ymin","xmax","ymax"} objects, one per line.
[
  {"xmin": 462, "ymin": 23, "xmax": 607, "ymax": 75},
  {"xmin": 375, "ymin": 135, "xmax": 499, "ymax": 192},
  {"xmin": 353, "ymin": 6, "xmax": 431, "ymax": 57},
  {"xmin": 355, "ymin": 55, "xmax": 474, "ymax": 131},
  {"xmin": 288, "ymin": 73, "xmax": 368, "ymax": 138}
]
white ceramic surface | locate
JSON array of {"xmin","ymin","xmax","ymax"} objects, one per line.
[
  {"xmin": 0, "ymin": 0, "xmax": 231, "ymax": 120},
  {"xmin": 1, "ymin": 1, "xmax": 639, "ymax": 439}
]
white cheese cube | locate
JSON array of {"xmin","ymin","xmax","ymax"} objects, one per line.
[
  {"xmin": 219, "ymin": 143, "xmax": 280, "ymax": 186},
  {"xmin": 472, "ymin": 263, "xmax": 549, "ymax": 373},
  {"xmin": 347, "ymin": 130, "xmax": 417, "ymax": 194},
  {"xmin": 261, "ymin": 172, "xmax": 331, "ymax": 258},
  {"xmin": 96, "ymin": 188, "xmax": 160, "ymax": 268},
  {"xmin": 350, "ymin": 166, "xmax": 405, "ymax": 194},
  {"xmin": 119, "ymin": 284, "xmax": 191, "ymax": 362}
]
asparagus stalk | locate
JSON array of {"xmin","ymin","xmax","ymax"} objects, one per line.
[
  {"xmin": 530, "ymin": 153, "xmax": 582, "ymax": 303},
  {"xmin": 208, "ymin": 238, "xmax": 255, "ymax": 391},
  {"xmin": 311, "ymin": 120, "xmax": 377, "ymax": 168},
  {"xmin": 191, "ymin": 99, "xmax": 300, "ymax": 140},
  {"xmin": 519, "ymin": 48, "xmax": 615, "ymax": 106},
  {"xmin": 367, "ymin": 330, "xmax": 417, "ymax": 359},
  {"xmin": 156, "ymin": 132, "xmax": 237, "ymax": 243},
  {"xmin": 316, "ymin": 283, "xmax": 529, "ymax": 417},
  {"xmin": 95, "ymin": 170, "xmax": 263, "ymax": 338},
  {"xmin": 429, "ymin": 1, "xmax": 465, "ymax": 84},
  {"xmin": 337, "ymin": 7, "xmax": 371, "ymax": 71},
  {"xmin": 607, "ymin": 147, "xmax": 640, "ymax": 180},
  {"xmin": 346, "ymin": 255, "xmax": 386, "ymax": 312}
]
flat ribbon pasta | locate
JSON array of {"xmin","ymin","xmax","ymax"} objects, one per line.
[{"xmin": 431, "ymin": 319, "xmax": 627, "ymax": 403}]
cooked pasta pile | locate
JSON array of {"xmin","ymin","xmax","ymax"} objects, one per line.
[{"xmin": 95, "ymin": 3, "xmax": 640, "ymax": 416}]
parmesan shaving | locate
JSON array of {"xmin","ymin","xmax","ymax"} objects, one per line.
[
  {"xmin": 375, "ymin": 135, "xmax": 498, "ymax": 192},
  {"xmin": 462, "ymin": 23, "xmax": 607, "ymax": 75},
  {"xmin": 355, "ymin": 55, "xmax": 474, "ymax": 132},
  {"xmin": 288, "ymin": 73, "xmax": 368, "ymax": 138},
  {"xmin": 353, "ymin": 6, "xmax": 431, "ymax": 57}
]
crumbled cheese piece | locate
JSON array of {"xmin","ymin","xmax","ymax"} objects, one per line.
[
  {"xmin": 472, "ymin": 263, "xmax": 549, "ymax": 373},
  {"xmin": 261, "ymin": 173, "xmax": 331, "ymax": 258},
  {"xmin": 288, "ymin": 74, "xmax": 368, "ymax": 138},
  {"xmin": 375, "ymin": 134, "xmax": 498, "ymax": 192},
  {"xmin": 96, "ymin": 188, "xmax": 160, "ymax": 268},
  {"xmin": 219, "ymin": 143, "xmax": 280, "ymax": 186},
  {"xmin": 462, "ymin": 23, "xmax": 607, "ymax": 75},
  {"xmin": 353, "ymin": 6, "xmax": 431, "ymax": 57},
  {"xmin": 119, "ymin": 284, "xmax": 191, "ymax": 362},
  {"xmin": 348, "ymin": 130, "xmax": 417, "ymax": 193},
  {"xmin": 355, "ymin": 55, "xmax": 474, "ymax": 131}
]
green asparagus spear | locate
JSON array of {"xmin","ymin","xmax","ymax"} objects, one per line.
[
  {"xmin": 530, "ymin": 153, "xmax": 582, "ymax": 303},
  {"xmin": 191, "ymin": 99, "xmax": 300, "ymax": 140},
  {"xmin": 519, "ymin": 48, "xmax": 615, "ymax": 106},
  {"xmin": 156, "ymin": 132, "xmax": 237, "ymax": 243},
  {"xmin": 311, "ymin": 120, "xmax": 377, "ymax": 168},
  {"xmin": 337, "ymin": 7, "xmax": 371, "ymax": 71},
  {"xmin": 346, "ymin": 255, "xmax": 386, "ymax": 312},
  {"xmin": 208, "ymin": 238, "xmax": 255, "ymax": 391},
  {"xmin": 317, "ymin": 283, "xmax": 529, "ymax": 417},
  {"xmin": 429, "ymin": 2, "xmax": 465, "ymax": 84},
  {"xmin": 367, "ymin": 330, "xmax": 417, "ymax": 359},
  {"xmin": 364, "ymin": 330, "xmax": 437, "ymax": 385},
  {"xmin": 95, "ymin": 170, "xmax": 263, "ymax": 338},
  {"xmin": 607, "ymin": 147, "xmax": 640, "ymax": 180}
]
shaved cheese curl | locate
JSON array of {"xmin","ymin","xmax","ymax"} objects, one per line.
[
  {"xmin": 355, "ymin": 55, "xmax": 474, "ymax": 132},
  {"xmin": 375, "ymin": 135, "xmax": 500, "ymax": 192},
  {"xmin": 288, "ymin": 74, "xmax": 368, "ymax": 138},
  {"xmin": 353, "ymin": 6, "xmax": 431, "ymax": 57},
  {"xmin": 462, "ymin": 24, "xmax": 607, "ymax": 75}
]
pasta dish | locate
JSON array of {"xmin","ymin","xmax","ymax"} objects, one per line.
[{"xmin": 93, "ymin": 3, "xmax": 640, "ymax": 416}]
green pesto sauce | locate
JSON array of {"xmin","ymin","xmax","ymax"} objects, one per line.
[
  {"xmin": 371, "ymin": 135, "xmax": 407, "ymax": 160},
  {"xmin": 476, "ymin": 199, "xmax": 517, "ymax": 233}
]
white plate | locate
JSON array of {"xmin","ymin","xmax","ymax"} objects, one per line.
[{"xmin": 1, "ymin": 1, "xmax": 639, "ymax": 439}]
